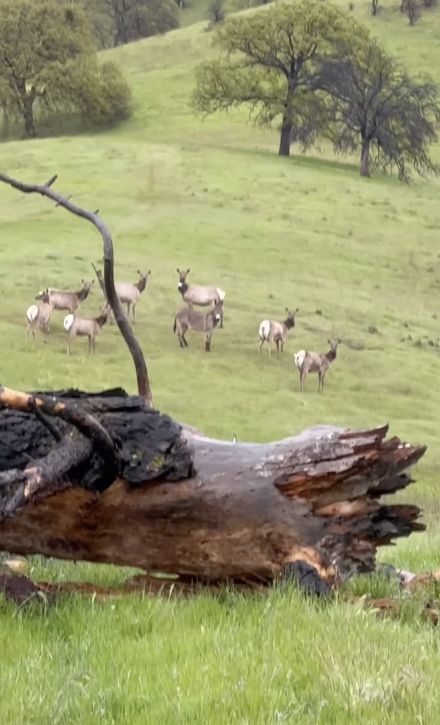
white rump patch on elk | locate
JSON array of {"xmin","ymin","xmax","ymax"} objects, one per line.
[
  {"xmin": 64, "ymin": 314, "xmax": 75, "ymax": 332},
  {"xmin": 294, "ymin": 350, "xmax": 306, "ymax": 370},
  {"xmin": 26, "ymin": 305, "xmax": 39, "ymax": 324},
  {"xmin": 259, "ymin": 320, "xmax": 271, "ymax": 341}
]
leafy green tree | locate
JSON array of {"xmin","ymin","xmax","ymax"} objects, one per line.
[
  {"xmin": 193, "ymin": 0, "xmax": 350, "ymax": 157},
  {"xmin": 87, "ymin": 0, "xmax": 179, "ymax": 48},
  {"xmin": 317, "ymin": 35, "xmax": 440, "ymax": 179},
  {"xmin": 0, "ymin": 0, "xmax": 131, "ymax": 137}
]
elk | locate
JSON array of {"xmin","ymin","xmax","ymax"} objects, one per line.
[
  {"xmin": 294, "ymin": 339, "xmax": 342, "ymax": 392},
  {"xmin": 173, "ymin": 303, "xmax": 223, "ymax": 352},
  {"xmin": 26, "ymin": 289, "xmax": 54, "ymax": 343},
  {"xmin": 92, "ymin": 265, "xmax": 150, "ymax": 322},
  {"xmin": 63, "ymin": 305, "xmax": 110, "ymax": 355},
  {"xmin": 177, "ymin": 268, "xmax": 225, "ymax": 328},
  {"xmin": 45, "ymin": 279, "xmax": 94, "ymax": 313},
  {"xmin": 258, "ymin": 308, "xmax": 298, "ymax": 355}
]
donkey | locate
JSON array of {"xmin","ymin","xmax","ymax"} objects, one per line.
[
  {"xmin": 177, "ymin": 268, "xmax": 225, "ymax": 327},
  {"xmin": 258, "ymin": 308, "xmax": 298, "ymax": 356},
  {"xmin": 63, "ymin": 305, "xmax": 110, "ymax": 355},
  {"xmin": 92, "ymin": 265, "xmax": 150, "ymax": 322},
  {"xmin": 173, "ymin": 303, "xmax": 223, "ymax": 352},
  {"xmin": 26, "ymin": 289, "xmax": 54, "ymax": 343},
  {"xmin": 46, "ymin": 279, "xmax": 94, "ymax": 313},
  {"xmin": 294, "ymin": 339, "xmax": 342, "ymax": 392}
]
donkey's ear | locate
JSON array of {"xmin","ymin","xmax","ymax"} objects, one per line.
[
  {"xmin": 187, "ymin": 268, "xmax": 191, "ymax": 274},
  {"xmin": 328, "ymin": 339, "xmax": 332, "ymax": 346},
  {"xmin": 137, "ymin": 269, "xmax": 142, "ymax": 275},
  {"xmin": 176, "ymin": 268, "xmax": 180, "ymax": 273},
  {"xmin": 148, "ymin": 270, "xmax": 151, "ymax": 275},
  {"xmin": 295, "ymin": 308, "xmax": 299, "ymax": 313}
]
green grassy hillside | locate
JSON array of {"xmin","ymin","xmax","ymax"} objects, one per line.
[{"xmin": 1, "ymin": 3, "xmax": 440, "ymax": 721}]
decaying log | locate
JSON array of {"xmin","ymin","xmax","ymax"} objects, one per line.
[{"xmin": 0, "ymin": 387, "xmax": 426, "ymax": 587}]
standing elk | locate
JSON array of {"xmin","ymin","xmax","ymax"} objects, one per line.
[
  {"xmin": 45, "ymin": 279, "xmax": 94, "ymax": 313},
  {"xmin": 92, "ymin": 265, "xmax": 150, "ymax": 323},
  {"xmin": 177, "ymin": 268, "xmax": 225, "ymax": 328},
  {"xmin": 26, "ymin": 289, "xmax": 54, "ymax": 343},
  {"xmin": 258, "ymin": 308, "xmax": 298, "ymax": 356},
  {"xmin": 173, "ymin": 303, "xmax": 223, "ymax": 352},
  {"xmin": 63, "ymin": 305, "xmax": 110, "ymax": 355},
  {"xmin": 294, "ymin": 339, "xmax": 342, "ymax": 392}
]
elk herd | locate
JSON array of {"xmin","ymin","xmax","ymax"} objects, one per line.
[{"xmin": 24, "ymin": 267, "xmax": 341, "ymax": 392}]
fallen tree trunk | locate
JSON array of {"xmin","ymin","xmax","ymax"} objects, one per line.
[{"xmin": 0, "ymin": 386, "xmax": 425, "ymax": 587}]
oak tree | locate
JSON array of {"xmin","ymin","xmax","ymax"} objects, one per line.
[
  {"xmin": 0, "ymin": 0, "xmax": 131, "ymax": 137},
  {"xmin": 86, "ymin": 0, "xmax": 179, "ymax": 48},
  {"xmin": 193, "ymin": 0, "xmax": 349, "ymax": 157},
  {"xmin": 317, "ymin": 34, "xmax": 440, "ymax": 179}
]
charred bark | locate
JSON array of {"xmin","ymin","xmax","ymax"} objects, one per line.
[{"xmin": 0, "ymin": 387, "xmax": 426, "ymax": 588}]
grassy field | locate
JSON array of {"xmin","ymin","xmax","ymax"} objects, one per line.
[{"xmin": 1, "ymin": 1, "xmax": 440, "ymax": 721}]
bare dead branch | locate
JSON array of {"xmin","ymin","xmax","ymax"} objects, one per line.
[{"xmin": 0, "ymin": 171, "xmax": 153, "ymax": 407}]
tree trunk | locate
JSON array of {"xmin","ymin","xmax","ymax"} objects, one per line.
[
  {"xmin": 15, "ymin": 80, "xmax": 37, "ymax": 138},
  {"xmin": 278, "ymin": 113, "xmax": 293, "ymax": 157},
  {"xmin": 23, "ymin": 98, "xmax": 36, "ymax": 138},
  {"xmin": 360, "ymin": 138, "xmax": 370, "ymax": 177},
  {"xmin": 0, "ymin": 387, "xmax": 425, "ymax": 588},
  {"xmin": 278, "ymin": 89, "xmax": 294, "ymax": 157}
]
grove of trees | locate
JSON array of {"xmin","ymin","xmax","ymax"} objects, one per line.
[
  {"xmin": 193, "ymin": 0, "xmax": 440, "ymax": 179},
  {"xmin": 83, "ymin": 0, "xmax": 179, "ymax": 48},
  {"xmin": 0, "ymin": 0, "xmax": 132, "ymax": 137}
]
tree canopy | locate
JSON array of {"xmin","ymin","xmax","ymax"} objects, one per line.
[
  {"xmin": 86, "ymin": 0, "xmax": 179, "ymax": 48},
  {"xmin": 193, "ymin": 0, "xmax": 440, "ymax": 179},
  {"xmin": 193, "ymin": 0, "xmax": 351, "ymax": 157},
  {"xmin": 0, "ymin": 0, "xmax": 131, "ymax": 137},
  {"xmin": 317, "ymin": 34, "xmax": 440, "ymax": 179}
]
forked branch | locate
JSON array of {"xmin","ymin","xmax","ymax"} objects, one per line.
[{"xmin": 0, "ymin": 172, "xmax": 153, "ymax": 407}]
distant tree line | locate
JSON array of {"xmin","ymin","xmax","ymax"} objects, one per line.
[
  {"xmin": 193, "ymin": 0, "xmax": 440, "ymax": 180},
  {"xmin": 82, "ymin": 0, "xmax": 179, "ymax": 49},
  {"xmin": 369, "ymin": 0, "xmax": 436, "ymax": 24}
]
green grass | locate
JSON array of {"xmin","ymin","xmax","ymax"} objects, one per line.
[{"xmin": 2, "ymin": 2, "xmax": 440, "ymax": 721}]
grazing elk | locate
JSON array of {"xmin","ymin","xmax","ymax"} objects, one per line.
[
  {"xmin": 258, "ymin": 308, "xmax": 298, "ymax": 355},
  {"xmin": 294, "ymin": 339, "xmax": 342, "ymax": 392},
  {"xmin": 177, "ymin": 268, "xmax": 225, "ymax": 328},
  {"xmin": 26, "ymin": 289, "xmax": 54, "ymax": 343},
  {"xmin": 92, "ymin": 265, "xmax": 150, "ymax": 322},
  {"xmin": 63, "ymin": 305, "xmax": 110, "ymax": 355},
  {"xmin": 173, "ymin": 303, "xmax": 223, "ymax": 352},
  {"xmin": 46, "ymin": 279, "xmax": 94, "ymax": 313}
]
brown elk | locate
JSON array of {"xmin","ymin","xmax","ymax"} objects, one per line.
[
  {"xmin": 173, "ymin": 303, "xmax": 223, "ymax": 352},
  {"xmin": 294, "ymin": 339, "xmax": 342, "ymax": 392},
  {"xmin": 258, "ymin": 308, "xmax": 298, "ymax": 355},
  {"xmin": 63, "ymin": 305, "xmax": 110, "ymax": 355},
  {"xmin": 26, "ymin": 289, "xmax": 54, "ymax": 343}
]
